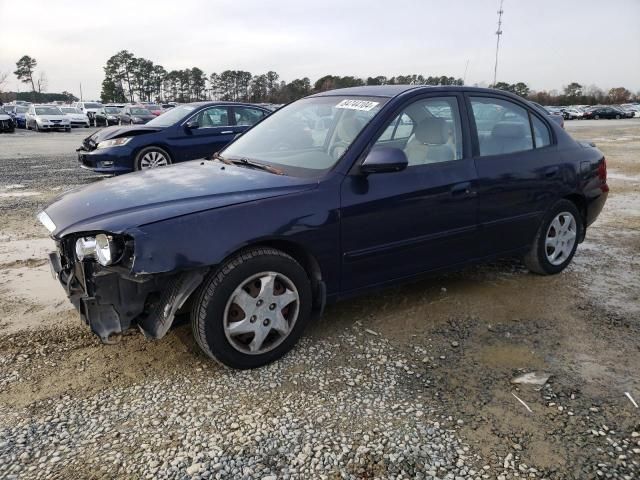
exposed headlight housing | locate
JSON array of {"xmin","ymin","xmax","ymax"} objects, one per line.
[
  {"xmin": 75, "ymin": 234, "xmax": 122, "ymax": 266},
  {"xmin": 96, "ymin": 137, "xmax": 133, "ymax": 149},
  {"xmin": 37, "ymin": 211, "xmax": 56, "ymax": 233},
  {"xmin": 75, "ymin": 237, "xmax": 96, "ymax": 261},
  {"xmin": 95, "ymin": 234, "xmax": 118, "ymax": 266}
]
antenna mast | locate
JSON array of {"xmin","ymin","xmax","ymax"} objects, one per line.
[{"xmin": 493, "ymin": 0, "xmax": 504, "ymax": 87}]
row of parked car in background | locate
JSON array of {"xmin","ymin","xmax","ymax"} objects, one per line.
[
  {"xmin": 1, "ymin": 97, "xmax": 637, "ymax": 135},
  {"xmin": 0, "ymin": 100, "xmax": 180, "ymax": 132},
  {"xmin": 544, "ymin": 103, "xmax": 640, "ymax": 120}
]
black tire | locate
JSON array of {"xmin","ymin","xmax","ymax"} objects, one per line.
[
  {"xmin": 594, "ymin": 115, "xmax": 600, "ymax": 120},
  {"xmin": 134, "ymin": 146, "xmax": 172, "ymax": 171},
  {"xmin": 615, "ymin": 114, "xmax": 621, "ymax": 119},
  {"xmin": 65, "ymin": 127, "xmax": 71, "ymax": 132},
  {"xmin": 523, "ymin": 199, "xmax": 583, "ymax": 275},
  {"xmin": 35, "ymin": 122, "xmax": 40, "ymax": 132},
  {"xmin": 191, "ymin": 247, "xmax": 313, "ymax": 369}
]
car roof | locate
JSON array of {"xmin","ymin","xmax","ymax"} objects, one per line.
[
  {"xmin": 185, "ymin": 101, "xmax": 272, "ymax": 109},
  {"xmin": 309, "ymin": 84, "xmax": 523, "ymax": 99}
]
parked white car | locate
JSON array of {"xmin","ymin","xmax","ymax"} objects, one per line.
[
  {"xmin": 73, "ymin": 101, "xmax": 104, "ymax": 126},
  {"xmin": 25, "ymin": 105, "xmax": 71, "ymax": 132},
  {"xmin": 59, "ymin": 107, "xmax": 90, "ymax": 128}
]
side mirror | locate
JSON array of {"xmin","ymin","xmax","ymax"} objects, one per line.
[
  {"xmin": 360, "ymin": 147, "xmax": 408, "ymax": 174},
  {"xmin": 185, "ymin": 120, "xmax": 200, "ymax": 130}
]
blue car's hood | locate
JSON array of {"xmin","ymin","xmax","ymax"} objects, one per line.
[
  {"xmin": 44, "ymin": 161, "xmax": 317, "ymax": 237},
  {"xmin": 86, "ymin": 125, "xmax": 163, "ymax": 146}
]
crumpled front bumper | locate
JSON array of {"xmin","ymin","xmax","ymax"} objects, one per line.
[{"xmin": 48, "ymin": 249, "xmax": 204, "ymax": 344}]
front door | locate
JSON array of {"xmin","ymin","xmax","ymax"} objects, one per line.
[
  {"xmin": 172, "ymin": 106, "xmax": 236, "ymax": 161},
  {"xmin": 340, "ymin": 95, "xmax": 479, "ymax": 292}
]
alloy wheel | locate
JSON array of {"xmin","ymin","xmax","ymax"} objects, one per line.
[
  {"xmin": 139, "ymin": 150, "xmax": 169, "ymax": 169},
  {"xmin": 545, "ymin": 212, "xmax": 577, "ymax": 266},
  {"xmin": 223, "ymin": 271, "xmax": 300, "ymax": 355}
]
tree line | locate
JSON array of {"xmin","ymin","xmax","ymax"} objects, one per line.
[
  {"xmin": 99, "ymin": 50, "xmax": 464, "ymax": 104},
  {"xmin": 493, "ymin": 81, "xmax": 637, "ymax": 106},
  {"xmin": 2, "ymin": 51, "xmax": 638, "ymax": 107}
]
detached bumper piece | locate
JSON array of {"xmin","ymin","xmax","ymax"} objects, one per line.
[{"xmin": 49, "ymin": 251, "xmax": 204, "ymax": 344}]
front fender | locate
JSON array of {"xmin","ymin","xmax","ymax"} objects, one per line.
[{"xmin": 126, "ymin": 184, "xmax": 340, "ymax": 287}]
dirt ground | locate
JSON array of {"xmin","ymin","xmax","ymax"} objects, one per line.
[{"xmin": 0, "ymin": 121, "xmax": 638, "ymax": 479}]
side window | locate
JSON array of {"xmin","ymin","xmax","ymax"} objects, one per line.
[
  {"xmin": 373, "ymin": 96, "xmax": 463, "ymax": 166},
  {"xmin": 196, "ymin": 107, "xmax": 229, "ymax": 127},
  {"xmin": 470, "ymin": 97, "xmax": 533, "ymax": 156},
  {"xmin": 234, "ymin": 107, "xmax": 266, "ymax": 126},
  {"xmin": 531, "ymin": 115, "xmax": 551, "ymax": 148}
]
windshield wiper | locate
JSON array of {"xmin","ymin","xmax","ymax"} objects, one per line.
[{"xmin": 226, "ymin": 157, "xmax": 284, "ymax": 175}]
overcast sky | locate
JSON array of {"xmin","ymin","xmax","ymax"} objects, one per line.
[{"xmin": 0, "ymin": 0, "xmax": 638, "ymax": 99}]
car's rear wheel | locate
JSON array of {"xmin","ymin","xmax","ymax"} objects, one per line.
[
  {"xmin": 191, "ymin": 248, "xmax": 313, "ymax": 369},
  {"xmin": 524, "ymin": 199, "xmax": 582, "ymax": 275},
  {"xmin": 594, "ymin": 114, "xmax": 600, "ymax": 120},
  {"xmin": 615, "ymin": 114, "xmax": 621, "ymax": 119},
  {"xmin": 134, "ymin": 146, "xmax": 172, "ymax": 170}
]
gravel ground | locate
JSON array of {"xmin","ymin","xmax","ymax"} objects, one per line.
[{"xmin": 0, "ymin": 121, "xmax": 639, "ymax": 479}]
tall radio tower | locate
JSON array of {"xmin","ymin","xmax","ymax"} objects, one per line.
[{"xmin": 492, "ymin": 0, "xmax": 504, "ymax": 87}]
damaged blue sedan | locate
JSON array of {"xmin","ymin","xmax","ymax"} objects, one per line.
[{"xmin": 39, "ymin": 85, "xmax": 608, "ymax": 369}]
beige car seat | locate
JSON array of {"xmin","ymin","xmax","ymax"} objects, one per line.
[{"xmin": 404, "ymin": 117, "xmax": 455, "ymax": 165}]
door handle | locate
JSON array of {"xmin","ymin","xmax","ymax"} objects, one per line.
[
  {"xmin": 544, "ymin": 166, "xmax": 559, "ymax": 178},
  {"xmin": 220, "ymin": 130, "xmax": 233, "ymax": 134}
]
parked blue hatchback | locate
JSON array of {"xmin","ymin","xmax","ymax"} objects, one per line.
[
  {"xmin": 40, "ymin": 85, "xmax": 608, "ymax": 369},
  {"xmin": 77, "ymin": 102, "xmax": 271, "ymax": 173}
]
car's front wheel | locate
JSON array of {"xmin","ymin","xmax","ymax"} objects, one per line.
[
  {"xmin": 191, "ymin": 248, "xmax": 313, "ymax": 369},
  {"xmin": 134, "ymin": 146, "xmax": 172, "ymax": 170},
  {"xmin": 524, "ymin": 199, "xmax": 582, "ymax": 275}
]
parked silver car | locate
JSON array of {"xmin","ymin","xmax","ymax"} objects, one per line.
[{"xmin": 25, "ymin": 105, "xmax": 71, "ymax": 132}]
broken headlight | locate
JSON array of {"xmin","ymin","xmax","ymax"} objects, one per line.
[
  {"xmin": 96, "ymin": 137, "xmax": 132, "ymax": 149},
  {"xmin": 75, "ymin": 233, "xmax": 124, "ymax": 266}
]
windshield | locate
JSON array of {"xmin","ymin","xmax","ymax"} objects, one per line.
[
  {"xmin": 146, "ymin": 105, "xmax": 160, "ymax": 110},
  {"xmin": 221, "ymin": 96, "xmax": 388, "ymax": 177},
  {"xmin": 60, "ymin": 107, "xmax": 78, "ymax": 113},
  {"xmin": 15, "ymin": 106, "xmax": 27, "ymax": 113},
  {"xmin": 85, "ymin": 103, "xmax": 102, "ymax": 109},
  {"xmin": 147, "ymin": 104, "xmax": 196, "ymax": 127},
  {"xmin": 104, "ymin": 107, "xmax": 120, "ymax": 114},
  {"xmin": 35, "ymin": 106, "xmax": 62, "ymax": 115},
  {"xmin": 130, "ymin": 107, "xmax": 151, "ymax": 115}
]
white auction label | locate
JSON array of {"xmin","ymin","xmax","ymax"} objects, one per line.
[{"xmin": 335, "ymin": 99, "xmax": 380, "ymax": 111}]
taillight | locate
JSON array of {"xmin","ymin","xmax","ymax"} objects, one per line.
[{"xmin": 598, "ymin": 157, "xmax": 607, "ymax": 182}]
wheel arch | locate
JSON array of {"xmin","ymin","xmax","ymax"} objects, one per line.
[
  {"xmin": 563, "ymin": 193, "xmax": 587, "ymax": 242},
  {"xmin": 220, "ymin": 239, "xmax": 326, "ymax": 312},
  {"xmin": 133, "ymin": 143, "xmax": 174, "ymax": 166}
]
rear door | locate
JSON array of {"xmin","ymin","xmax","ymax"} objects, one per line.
[
  {"xmin": 467, "ymin": 94, "xmax": 560, "ymax": 256},
  {"xmin": 340, "ymin": 94, "xmax": 480, "ymax": 292},
  {"xmin": 170, "ymin": 106, "xmax": 235, "ymax": 161}
]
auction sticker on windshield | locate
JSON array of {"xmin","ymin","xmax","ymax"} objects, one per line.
[{"xmin": 335, "ymin": 99, "xmax": 380, "ymax": 111}]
